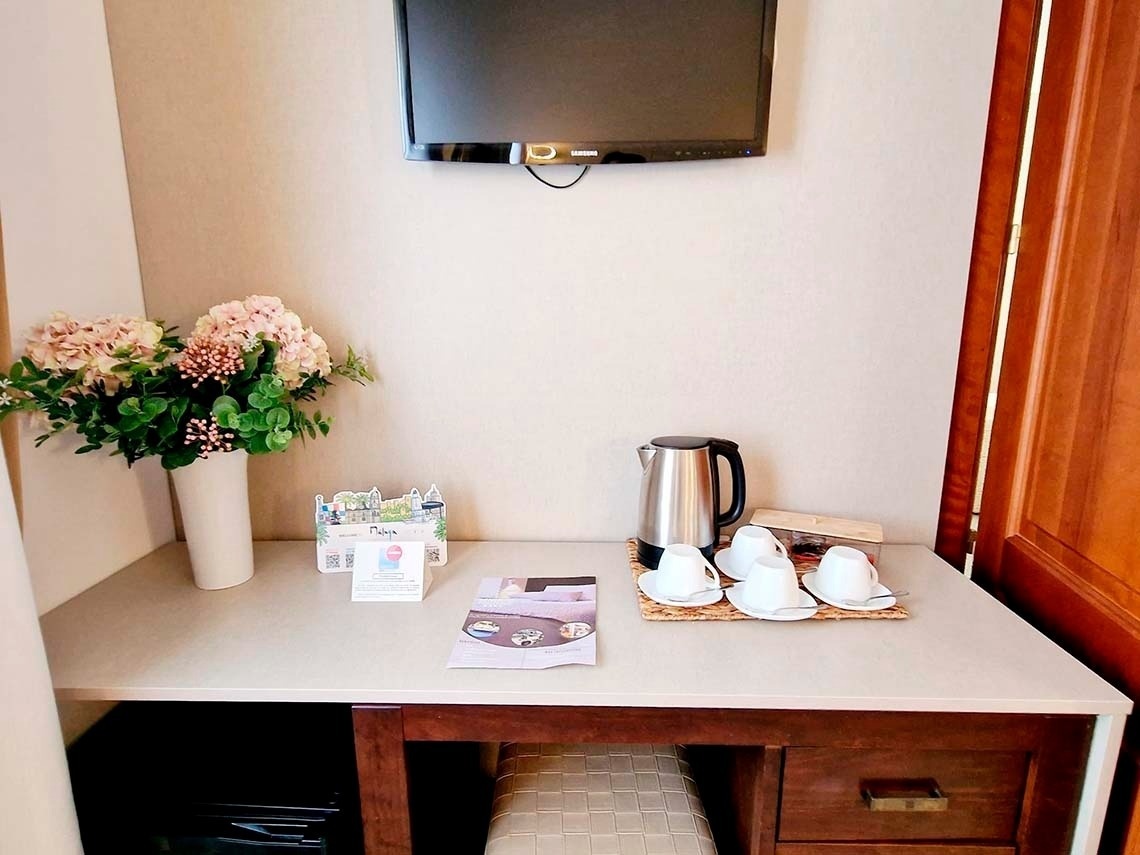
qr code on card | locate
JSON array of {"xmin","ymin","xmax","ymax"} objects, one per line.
[
  {"xmin": 325, "ymin": 552, "xmax": 341, "ymax": 570},
  {"xmin": 426, "ymin": 546, "xmax": 440, "ymax": 564},
  {"xmin": 345, "ymin": 551, "xmax": 355, "ymax": 569}
]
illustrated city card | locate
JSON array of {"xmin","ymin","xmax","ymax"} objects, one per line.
[
  {"xmin": 315, "ymin": 485, "xmax": 447, "ymax": 573},
  {"xmin": 447, "ymin": 576, "xmax": 597, "ymax": 670}
]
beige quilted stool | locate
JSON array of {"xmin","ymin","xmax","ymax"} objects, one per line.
[{"xmin": 485, "ymin": 743, "xmax": 718, "ymax": 855}]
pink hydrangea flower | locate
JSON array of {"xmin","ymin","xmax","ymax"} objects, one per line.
[
  {"xmin": 24, "ymin": 312, "xmax": 166, "ymax": 394},
  {"xmin": 188, "ymin": 295, "xmax": 331, "ymax": 388}
]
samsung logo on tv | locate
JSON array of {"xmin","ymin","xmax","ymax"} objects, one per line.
[{"xmin": 571, "ymin": 149, "xmax": 599, "ymax": 157}]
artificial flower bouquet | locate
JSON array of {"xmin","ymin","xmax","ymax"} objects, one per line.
[{"xmin": 0, "ymin": 295, "xmax": 372, "ymax": 469}]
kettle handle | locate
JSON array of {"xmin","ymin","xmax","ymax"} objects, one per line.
[{"xmin": 710, "ymin": 438, "xmax": 747, "ymax": 529}]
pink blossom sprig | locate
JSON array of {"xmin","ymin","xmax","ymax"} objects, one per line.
[
  {"xmin": 184, "ymin": 415, "xmax": 235, "ymax": 458},
  {"xmin": 178, "ymin": 334, "xmax": 243, "ymax": 388}
]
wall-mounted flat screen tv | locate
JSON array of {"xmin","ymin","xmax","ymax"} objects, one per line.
[{"xmin": 393, "ymin": 0, "xmax": 777, "ymax": 165}]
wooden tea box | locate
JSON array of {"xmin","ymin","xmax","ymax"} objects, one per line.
[{"xmin": 748, "ymin": 508, "xmax": 884, "ymax": 565}]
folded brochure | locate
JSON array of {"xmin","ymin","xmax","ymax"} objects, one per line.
[{"xmin": 447, "ymin": 576, "xmax": 597, "ymax": 669}]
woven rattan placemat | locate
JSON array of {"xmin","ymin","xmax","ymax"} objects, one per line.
[{"xmin": 627, "ymin": 539, "xmax": 908, "ymax": 621}]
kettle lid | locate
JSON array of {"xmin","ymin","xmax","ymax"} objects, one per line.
[{"xmin": 651, "ymin": 435, "xmax": 712, "ymax": 450}]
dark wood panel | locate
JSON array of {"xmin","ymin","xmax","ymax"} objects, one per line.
[
  {"xmin": 779, "ymin": 748, "xmax": 1027, "ymax": 842},
  {"xmin": 1001, "ymin": 536, "xmax": 1140, "ymax": 701},
  {"xmin": 1020, "ymin": 521, "xmax": 1140, "ymax": 625},
  {"xmin": 777, "ymin": 845, "xmax": 1016, "ymax": 855},
  {"xmin": 687, "ymin": 745, "xmax": 777, "ymax": 855},
  {"xmin": 1016, "ymin": 711, "xmax": 1093, "ymax": 855},
  {"xmin": 971, "ymin": 2, "xmax": 1140, "ymax": 851},
  {"xmin": 1021, "ymin": 1, "xmax": 1140, "ymax": 561},
  {"xmin": 352, "ymin": 706, "xmax": 413, "ymax": 855},
  {"xmin": 400, "ymin": 705, "xmax": 1057, "ymax": 751},
  {"xmin": 971, "ymin": 0, "xmax": 1092, "ymax": 586},
  {"xmin": 355, "ymin": 706, "xmax": 1091, "ymax": 855},
  {"xmin": 936, "ymin": 0, "xmax": 1042, "ymax": 570},
  {"xmin": 728, "ymin": 746, "xmax": 782, "ymax": 855}
]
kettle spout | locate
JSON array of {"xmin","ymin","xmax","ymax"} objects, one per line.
[{"xmin": 637, "ymin": 444, "xmax": 657, "ymax": 469}]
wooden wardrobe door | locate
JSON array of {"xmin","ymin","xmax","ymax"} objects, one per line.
[{"xmin": 973, "ymin": 0, "xmax": 1140, "ymax": 851}]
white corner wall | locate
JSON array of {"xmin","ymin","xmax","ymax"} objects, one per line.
[
  {"xmin": 0, "ymin": 1, "xmax": 175, "ymax": 615},
  {"xmin": 104, "ymin": 0, "xmax": 1001, "ymax": 546},
  {"xmin": 0, "ymin": 444, "xmax": 83, "ymax": 855}
]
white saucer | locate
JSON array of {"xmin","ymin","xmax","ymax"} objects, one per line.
[
  {"xmin": 801, "ymin": 571, "xmax": 897, "ymax": 611},
  {"xmin": 726, "ymin": 586, "xmax": 818, "ymax": 621},
  {"xmin": 637, "ymin": 571, "xmax": 724, "ymax": 607},
  {"xmin": 714, "ymin": 549, "xmax": 752, "ymax": 581}
]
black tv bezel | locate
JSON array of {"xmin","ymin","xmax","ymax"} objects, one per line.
[{"xmin": 392, "ymin": 0, "xmax": 778, "ymax": 165}]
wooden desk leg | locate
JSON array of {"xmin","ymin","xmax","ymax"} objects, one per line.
[
  {"xmin": 731, "ymin": 746, "xmax": 781, "ymax": 855},
  {"xmin": 353, "ymin": 706, "xmax": 413, "ymax": 855}
]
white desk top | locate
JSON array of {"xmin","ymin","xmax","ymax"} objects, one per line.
[{"xmin": 40, "ymin": 541, "xmax": 1131, "ymax": 715}]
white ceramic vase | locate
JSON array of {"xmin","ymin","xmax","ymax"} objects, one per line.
[{"xmin": 170, "ymin": 449, "xmax": 255, "ymax": 590}]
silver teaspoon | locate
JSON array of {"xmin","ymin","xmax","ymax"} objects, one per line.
[
  {"xmin": 841, "ymin": 590, "xmax": 910, "ymax": 606},
  {"xmin": 664, "ymin": 582, "xmax": 737, "ymax": 602},
  {"xmin": 755, "ymin": 604, "xmax": 821, "ymax": 615}
]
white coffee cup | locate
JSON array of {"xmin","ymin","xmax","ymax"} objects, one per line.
[
  {"xmin": 656, "ymin": 544, "xmax": 719, "ymax": 599},
  {"xmin": 727, "ymin": 525, "xmax": 788, "ymax": 575},
  {"xmin": 816, "ymin": 545, "xmax": 879, "ymax": 602},
  {"xmin": 741, "ymin": 554, "xmax": 800, "ymax": 611}
]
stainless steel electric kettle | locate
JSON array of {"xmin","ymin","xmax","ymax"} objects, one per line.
[{"xmin": 636, "ymin": 436, "xmax": 746, "ymax": 568}]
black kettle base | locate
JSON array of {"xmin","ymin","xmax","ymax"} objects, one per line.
[{"xmin": 636, "ymin": 539, "xmax": 716, "ymax": 570}]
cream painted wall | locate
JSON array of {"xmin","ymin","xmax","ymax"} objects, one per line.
[
  {"xmin": 0, "ymin": 445, "xmax": 83, "ymax": 855},
  {"xmin": 105, "ymin": 0, "xmax": 1000, "ymax": 545},
  {"xmin": 0, "ymin": 1, "xmax": 176, "ymax": 616}
]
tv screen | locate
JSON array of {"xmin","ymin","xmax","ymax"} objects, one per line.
[{"xmin": 394, "ymin": 0, "xmax": 777, "ymax": 165}]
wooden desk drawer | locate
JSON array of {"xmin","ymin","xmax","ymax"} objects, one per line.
[{"xmin": 779, "ymin": 749, "xmax": 1028, "ymax": 842}]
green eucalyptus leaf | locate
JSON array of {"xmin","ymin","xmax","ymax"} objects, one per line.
[
  {"xmin": 157, "ymin": 416, "xmax": 180, "ymax": 441},
  {"xmin": 247, "ymin": 432, "xmax": 271, "ymax": 455},
  {"xmin": 267, "ymin": 407, "xmax": 290, "ymax": 430},
  {"xmin": 117, "ymin": 397, "xmax": 142, "ymax": 416},
  {"xmin": 161, "ymin": 446, "xmax": 199, "ymax": 470},
  {"xmin": 239, "ymin": 348, "xmax": 260, "ymax": 379},
  {"xmin": 247, "ymin": 392, "xmax": 273, "ymax": 411},
  {"xmin": 254, "ymin": 374, "xmax": 284, "ymax": 399},
  {"xmin": 142, "ymin": 398, "xmax": 168, "ymax": 418},
  {"xmin": 317, "ymin": 419, "xmax": 330, "ymax": 437},
  {"xmin": 212, "ymin": 395, "xmax": 240, "ymax": 417},
  {"xmin": 266, "ymin": 428, "xmax": 292, "ymax": 452},
  {"xmin": 9, "ymin": 362, "xmax": 24, "ymax": 382},
  {"xmin": 216, "ymin": 410, "xmax": 239, "ymax": 429}
]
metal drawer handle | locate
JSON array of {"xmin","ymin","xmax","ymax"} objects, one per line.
[{"xmin": 861, "ymin": 778, "xmax": 949, "ymax": 812}]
